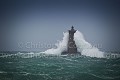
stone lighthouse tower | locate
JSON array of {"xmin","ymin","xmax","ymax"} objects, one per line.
[
  {"xmin": 67, "ymin": 26, "xmax": 77, "ymax": 53},
  {"xmin": 61, "ymin": 26, "xmax": 80, "ymax": 55}
]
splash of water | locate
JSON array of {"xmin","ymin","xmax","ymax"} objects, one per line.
[
  {"xmin": 74, "ymin": 30, "xmax": 104, "ymax": 58},
  {"xmin": 44, "ymin": 32, "xmax": 69, "ymax": 55},
  {"xmin": 44, "ymin": 30, "xmax": 104, "ymax": 58}
]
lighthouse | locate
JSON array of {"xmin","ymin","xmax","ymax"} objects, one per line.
[
  {"xmin": 68, "ymin": 26, "xmax": 77, "ymax": 53},
  {"xmin": 61, "ymin": 26, "xmax": 80, "ymax": 55}
]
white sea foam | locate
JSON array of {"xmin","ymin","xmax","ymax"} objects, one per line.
[
  {"xmin": 44, "ymin": 32, "xmax": 69, "ymax": 55},
  {"xmin": 44, "ymin": 30, "xmax": 104, "ymax": 58},
  {"xmin": 74, "ymin": 30, "xmax": 104, "ymax": 58}
]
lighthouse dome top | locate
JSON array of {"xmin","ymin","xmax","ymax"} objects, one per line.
[
  {"xmin": 71, "ymin": 26, "xmax": 74, "ymax": 30},
  {"xmin": 69, "ymin": 26, "xmax": 76, "ymax": 32}
]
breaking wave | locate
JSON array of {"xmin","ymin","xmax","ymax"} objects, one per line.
[
  {"xmin": 44, "ymin": 30, "xmax": 104, "ymax": 58},
  {"xmin": 74, "ymin": 30, "xmax": 104, "ymax": 58},
  {"xmin": 44, "ymin": 32, "xmax": 69, "ymax": 55}
]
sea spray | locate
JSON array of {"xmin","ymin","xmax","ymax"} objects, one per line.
[
  {"xmin": 44, "ymin": 30, "xmax": 104, "ymax": 58},
  {"xmin": 74, "ymin": 30, "xmax": 104, "ymax": 58},
  {"xmin": 44, "ymin": 32, "xmax": 69, "ymax": 54}
]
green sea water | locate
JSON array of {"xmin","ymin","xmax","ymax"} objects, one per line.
[{"xmin": 0, "ymin": 53, "xmax": 120, "ymax": 80}]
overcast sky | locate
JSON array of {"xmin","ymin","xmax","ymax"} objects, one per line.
[{"xmin": 0, "ymin": 0, "xmax": 120, "ymax": 52}]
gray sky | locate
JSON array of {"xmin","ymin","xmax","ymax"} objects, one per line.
[{"xmin": 0, "ymin": 0, "xmax": 120, "ymax": 52}]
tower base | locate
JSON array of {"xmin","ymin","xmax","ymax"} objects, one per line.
[{"xmin": 61, "ymin": 51, "xmax": 81, "ymax": 55}]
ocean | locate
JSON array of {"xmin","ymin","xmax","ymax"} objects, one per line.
[
  {"xmin": 0, "ymin": 52, "xmax": 120, "ymax": 80},
  {"xmin": 0, "ymin": 31, "xmax": 120, "ymax": 80}
]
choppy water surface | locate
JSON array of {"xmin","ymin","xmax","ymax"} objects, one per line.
[{"xmin": 0, "ymin": 53, "xmax": 120, "ymax": 80}]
